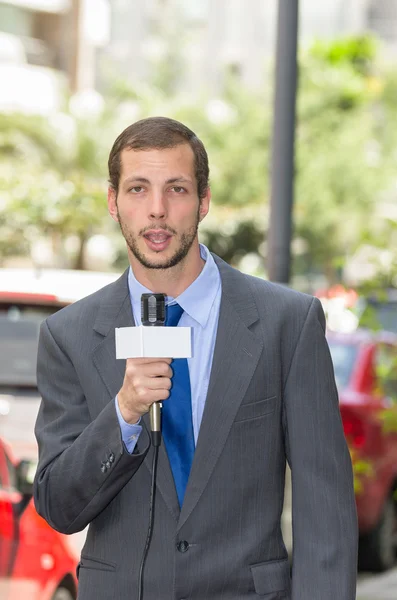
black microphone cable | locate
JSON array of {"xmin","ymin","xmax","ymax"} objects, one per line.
[
  {"xmin": 137, "ymin": 293, "xmax": 166, "ymax": 600},
  {"xmin": 137, "ymin": 443, "xmax": 159, "ymax": 600}
]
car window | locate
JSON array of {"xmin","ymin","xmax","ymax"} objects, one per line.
[
  {"xmin": 327, "ymin": 341, "xmax": 358, "ymax": 390},
  {"xmin": 0, "ymin": 303, "xmax": 60, "ymax": 388}
]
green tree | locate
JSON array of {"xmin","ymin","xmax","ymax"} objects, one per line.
[
  {"xmin": 294, "ymin": 35, "xmax": 395, "ymax": 284},
  {"xmin": 0, "ymin": 104, "xmax": 112, "ymax": 268},
  {"xmin": 2, "ymin": 34, "xmax": 397, "ymax": 281}
]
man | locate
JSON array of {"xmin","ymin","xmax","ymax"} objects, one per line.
[{"xmin": 34, "ymin": 116, "xmax": 358, "ymax": 600}]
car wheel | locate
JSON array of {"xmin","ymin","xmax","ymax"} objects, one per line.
[
  {"xmin": 358, "ymin": 494, "xmax": 397, "ymax": 572},
  {"xmin": 51, "ymin": 587, "xmax": 75, "ymax": 600}
]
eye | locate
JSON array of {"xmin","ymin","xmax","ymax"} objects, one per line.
[
  {"xmin": 170, "ymin": 186, "xmax": 186, "ymax": 193},
  {"xmin": 129, "ymin": 186, "xmax": 144, "ymax": 193}
]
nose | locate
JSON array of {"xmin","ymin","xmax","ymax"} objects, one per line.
[{"xmin": 148, "ymin": 191, "xmax": 167, "ymax": 220}]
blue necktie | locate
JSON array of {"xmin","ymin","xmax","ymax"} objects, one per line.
[{"xmin": 162, "ymin": 303, "xmax": 195, "ymax": 507}]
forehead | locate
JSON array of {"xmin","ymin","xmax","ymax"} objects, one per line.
[{"xmin": 119, "ymin": 144, "xmax": 195, "ymax": 179}]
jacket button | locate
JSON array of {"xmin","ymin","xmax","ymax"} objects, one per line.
[
  {"xmin": 105, "ymin": 461, "xmax": 111, "ymax": 469},
  {"xmin": 101, "ymin": 463, "xmax": 106, "ymax": 473},
  {"xmin": 109, "ymin": 453, "xmax": 115, "ymax": 463},
  {"xmin": 176, "ymin": 540, "xmax": 189, "ymax": 553}
]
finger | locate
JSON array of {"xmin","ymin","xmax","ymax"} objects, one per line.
[
  {"xmin": 146, "ymin": 376, "xmax": 172, "ymax": 391},
  {"xmin": 125, "ymin": 362, "xmax": 172, "ymax": 382},
  {"xmin": 143, "ymin": 389, "xmax": 170, "ymax": 404},
  {"xmin": 141, "ymin": 362, "xmax": 173, "ymax": 378},
  {"xmin": 126, "ymin": 357, "xmax": 172, "ymax": 365}
]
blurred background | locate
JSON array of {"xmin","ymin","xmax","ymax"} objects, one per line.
[
  {"xmin": 0, "ymin": 1, "xmax": 397, "ymax": 599},
  {"xmin": 0, "ymin": 0, "xmax": 396, "ymax": 289}
]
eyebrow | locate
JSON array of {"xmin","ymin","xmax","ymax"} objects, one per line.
[{"xmin": 123, "ymin": 176, "xmax": 192, "ymax": 186}]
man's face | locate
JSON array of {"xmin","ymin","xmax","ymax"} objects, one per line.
[{"xmin": 108, "ymin": 144, "xmax": 210, "ymax": 270}]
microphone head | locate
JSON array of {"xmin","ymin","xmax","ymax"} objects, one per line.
[{"xmin": 141, "ymin": 293, "xmax": 166, "ymax": 326}]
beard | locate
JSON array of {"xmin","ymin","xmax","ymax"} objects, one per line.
[{"xmin": 117, "ymin": 207, "xmax": 200, "ymax": 270}]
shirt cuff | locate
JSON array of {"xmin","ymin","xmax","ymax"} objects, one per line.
[{"xmin": 115, "ymin": 396, "xmax": 142, "ymax": 454}]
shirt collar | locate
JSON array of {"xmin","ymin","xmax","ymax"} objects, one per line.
[{"xmin": 128, "ymin": 244, "xmax": 221, "ymax": 328}]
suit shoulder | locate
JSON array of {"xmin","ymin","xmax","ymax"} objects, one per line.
[
  {"xmin": 244, "ymin": 272, "xmax": 314, "ymax": 311},
  {"xmin": 213, "ymin": 253, "xmax": 316, "ymax": 321},
  {"xmin": 242, "ymin": 273, "xmax": 325, "ymax": 346},
  {"xmin": 45, "ymin": 273, "xmax": 126, "ymax": 334},
  {"xmin": 243, "ymin": 272, "xmax": 325, "ymax": 333}
]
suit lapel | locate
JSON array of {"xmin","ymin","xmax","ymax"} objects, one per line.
[
  {"xmin": 177, "ymin": 257, "xmax": 263, "ymax": 531},
  {"xmin": 91, "ymin": 269, "xmax": 180, "ymax": 521},
  {"xmin": 92, "ymin": 271, "xmax": 132, "ymax": 403},
  {"xmin": 142, "ymin": 413, "xmax": 180, "ymax": 520}
]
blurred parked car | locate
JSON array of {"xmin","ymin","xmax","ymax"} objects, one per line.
[
  {"xmin": 328, "ymin": 329, "xmax": 397, "ymax": 572},
  {"xmin": 0, "ymin": 436, "xmax": 78, "ymax": 599},
  {"xmin": 0, "ymin": 268, "xmax": 121, "ymax": 596},
  {"xmin": 0, "ymin": 268, "xmax": 120, "ymax": 391}
]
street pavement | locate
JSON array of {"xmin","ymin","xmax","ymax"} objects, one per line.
[
  {"xmin": 2, "ymin": 393, "xmax": 397, "ymax": 598},
  {"xmin": 357, "ymin": 568, "xmax": 397, "ymax": 599}
]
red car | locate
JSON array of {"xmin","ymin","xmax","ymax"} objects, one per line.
[
  {"xmin": 327, "ymin": 329, "xmax": 397, "ymax": 572},
  {"xmin": 0, "ymin": 268, "xmax": 120, "ymax": 599},
  {"xmin": 0, "ymin": 437, "xmax": 78, "ymax": 599}
]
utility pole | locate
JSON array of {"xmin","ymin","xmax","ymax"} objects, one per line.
[{"xmin": 267, "ymin": 0, "xmax": 299, "ymax": 283}]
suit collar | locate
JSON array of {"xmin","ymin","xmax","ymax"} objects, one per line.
[
  {"xmin": 212, "ymin": 253, "xmax": 259, "ymax": 329},
  {"xmin": 93, "ymin": 269, "xmax": 131, "ymax": 336},
  {"xmin": 92, "ymin": 255, "xmax": 260, "ymax": 337}
]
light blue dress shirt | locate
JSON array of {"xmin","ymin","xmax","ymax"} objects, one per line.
[{"xmin": 115, "ymin": 244, "xmax": 222, "ymax": 453}]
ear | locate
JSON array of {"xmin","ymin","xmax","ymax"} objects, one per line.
[
  {"xmin": 107, "ymin": 187, "xmax": 119, "ymax": 222},
  {"xmin": 199, "ymin": 187, "xmax": 211, "ymax": 222}
]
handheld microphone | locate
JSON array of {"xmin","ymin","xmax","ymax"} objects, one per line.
[
  {"xmin": 138, "ymin": 292, "xmax": 166, "ymax": 599},
  {"xmin": 141, "ymin": 293, "xmax": 166, "ymax": 447}
]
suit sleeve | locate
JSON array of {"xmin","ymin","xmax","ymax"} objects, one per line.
[
  {"xmin": 283, "ymin": 297, "xmax": 358, "ymax": 600},
  {"xmin": 34, "ymin": 319, "xmax": 151, "ymax": 534}
]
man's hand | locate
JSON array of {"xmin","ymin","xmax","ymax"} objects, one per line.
[{"xmin": 117, "ymin": 357, "xmax": 173, "ymax": 424}]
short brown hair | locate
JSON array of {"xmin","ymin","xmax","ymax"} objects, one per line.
[{"xmin": 108, "ymin": 116, "xmax": 209, "ymax": 199}]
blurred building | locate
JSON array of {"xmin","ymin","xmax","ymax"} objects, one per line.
[
  {"xmin": 104, "ymin": 0, "xmax": 397, "ymax": 94},
  {"xmin": 2, "ymin": 0, "xmax": 397, "ymax": 108},
  {"xmin": 0, "ymin": 0, "xmax": 109, "ymax": 113}
]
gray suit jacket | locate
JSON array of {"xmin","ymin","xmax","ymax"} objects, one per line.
[{"xmin": 34, "ymin": 255, "xmax": 358, "ymax": 600}]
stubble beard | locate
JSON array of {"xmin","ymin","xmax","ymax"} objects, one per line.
[{"xmin": 117, "ymin": 207, "xmax": 201, "ymax": 271}]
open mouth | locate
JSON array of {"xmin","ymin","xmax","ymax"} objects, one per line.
[{"xmin": 143, "ymin": 230, "xmax": 173, "ymax": 251}]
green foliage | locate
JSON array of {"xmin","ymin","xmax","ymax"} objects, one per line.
[
  {"xmin": 310, "ymin": 35, "xmax": 377, "ymax": 75},
  {"xmin": 380, "ymin": 407, "xmax": 397, "ymax": 434},
  {"xmin": 294, "ymin": 35, "xmax": 396, "ymax": 282},
  {"xmin": 357, "ymin": 305, "xmax": 384, "ymax": 331},
  {"xmin": 1, "ymin": 34, "xmax": 397, "ymax": 280},
  {"xmin": 0, "ymin": 101, "xmax": 115, "ymax": 267},
  {"xmin": 201, "ymin": 220, "xmax": 264, "ymax": 267},
  {"xmin": 375, "ymin": 348, "xmax": 397, "ymax": 435},
  {"xmin": 351, "ymin": 453, "xmax": 374, "ymax": 495},
  {"xmin": 350, "ymin": 301, "xmax": 397, "ymax": 496}
]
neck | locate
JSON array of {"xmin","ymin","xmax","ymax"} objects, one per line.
[{"xmin": 128, "ymin": 244, "xmax": 205, "ymax": 297}]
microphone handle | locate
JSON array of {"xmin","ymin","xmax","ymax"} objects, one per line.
[
  {"xmin": 140, "ymin": 292, "xmax": 166, "ymax": 448},
  {"xmin": 149, "ymin": 402, "xmax": 162, "ymax": 447}
]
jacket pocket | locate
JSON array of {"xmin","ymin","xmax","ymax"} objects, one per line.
[
  {"xmin": 79, "ymin": 554, "xmax": 117, "ymax": 572},
  {"xmin": 234, "ymin": 396, "xmax": 277, "ymax": 423},
  {"xmin": 250, "ymin": 558, "xmax": 291, "ymax": 598}
]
